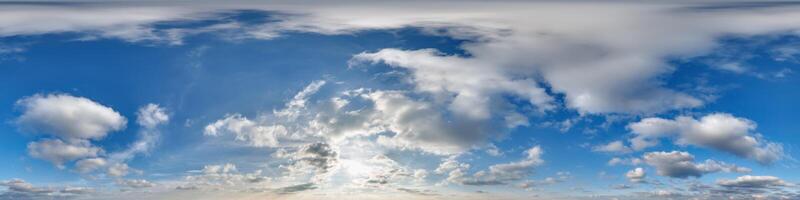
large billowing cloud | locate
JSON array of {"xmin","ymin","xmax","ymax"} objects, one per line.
[
  {"xmin": 206, "ymin": 81, "xmax": 515, "ymax": 155},
  {"xmin": 14, "ymin": 94, "xmax": 125, "ymax": 169},
  {"xmin": 351, "ymin": 48, "xmax": 553, "ymax": 120},
  {"xmin": 628, "ymin": 113, "xmax": 783, "ymax": 164},
  {"xmin": 3, "ymin": 1, "xmax": 800, "ymax": 116},
  {"xmin": 15, "ymin": 93, "xmax": 126, "ymax": 141}
]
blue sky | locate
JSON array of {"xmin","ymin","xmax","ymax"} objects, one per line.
[{"xmin": 1, "ymin": 1, "xmax": 799, "ymax": 200}]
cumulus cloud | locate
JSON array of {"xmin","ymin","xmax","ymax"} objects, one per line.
[
  {"xmin": 352, "ymin": 48, "xmax": 554, "ymax": 120},
  {"xmin": 593, "ymin": 141, "xmax": 632, "ymax": 154},
  {"xmin": 643, "ymin": 151, "xmax": 750, "ymax": 179},
  {"xmin": 628, "ymin": 113, "xmax": 783, "ymax": 164},
  {"xmin": 107, "ymin": 163, "xmax": 131, "ymax": 177},
  {"xmin": 27, "ymin": 139, "xmax": 101, "ymax": 168},
  {"xmin": 366, "ymin": 90, "xmax": 504, "ymax": 154},
  {"xmin": 136, "ymin": 103, "xmax": 169, "ymax": 129},
  {"xmin": 204, "ymin": 114, "xmax": 288, "ymax": 148},
  {"xmin": 13, "ymin": 94, "xmax": 169, "ymax": 177},
  {"xmin": 625, "ymin": 168, "xmax": 646, "ymax": 183},
  {"xmin": 717, "ymin": 175, "xmax": 790, "ymax": 188},
  {"xmin": 204, "ymin": 81, "xmax": 327, "ymax": 148},
  {"xmin": 443, "ymin": 145, "xmax": 544, "ymax": 186},
  {"xmin": 15, "ymin": 93, "xmax": 126, "ymax": 141},
  {"xmin": 278, "ymin": 142, "xmax": 339, "ymax": 182},
  {"xmin": 206, "ymin": 81, "xmax": 518, "ymax": 155},
  {"xmin": 74, "ymin": 158, "xmax": 107, "ymax": 174}
]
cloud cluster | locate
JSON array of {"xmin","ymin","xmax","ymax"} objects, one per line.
[
  {"xmin": 13, "ymin": 93, "xmax": 170, "ymax": 180},
  {"xmin": 643, "ymin": 151, "xmax": 750, "ymax": 179},
  {"xmin": 181, "ymin": 163, "xmax": 269, "ymax": 190},
  {"xmin": 440, "ymin": 146, "xmax": 544, "ymax": 186},
  {"xmin": 4, "ymin": 1, "xmax": 800, "ymax": 198},
  {"xmin": 206, "ymin": 81, "xmax": 518, "ymax": 155},
  {"xmin": 15, "ymin": 94, "xmax": 124, "ymax": 169},
  {"xmin": 628, "ymin": 113, "xmax": 783, "ymax": 164},
  {"xmin": 0, "ymin": 179, "xmax": 92, "ymax": 200},
  {"xmin": 6, "ymin": 1, "xmax": 800, "ymax": 118}
]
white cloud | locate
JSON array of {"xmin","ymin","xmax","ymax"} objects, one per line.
[
  {"xmin": 366, "ymin": 90, "xmax": 502, "ymax": 154},
  {"xmin": 206, "ymin": 81, "xmax": 518, "ymax": 155},
  {"xmin": 136, "ymin": 103, "xmax": 169, "ymax": 129},
  {"xmin": 117, "ymin": 179, "xmax": 155, "ymax": 189},
  {"xmin": 352, "ymin": 48, "xmax": 554, "ymax": 120},
  {"xmin": 5, "ymin": 1, "xmax": 800, "ymax": 117},
  {"xmin": 107, "ymin": 163, "xmax": 130, "ymax": 177},
  {"xmin": 181, "ymin": 163, "xmax": 269, "ymax": 189},
  {"xmin": 204, "ymin": 114, "xmax": 288, "ymax": 148},
  {"xmin": 643, "ymin": 151, "xmax": 750, "ymax": 179},
  {"xmin": 717, "ymin": 175, "xmax": 790, "ymax": 188},
  {"xmin": 0, "ymin": 179, "xmax": 92, "ymax": 199},
  {"xmin": 27, "ymin": 139, "xmax": 101, "ymax": 168},
  {"xmin": 15, "ymin": 93, "xmax": 126, "ymax": 141},
  {"xmin": 13, "ymin": 95, "xmax": 167, "ymax": 176},
  {"xmin": 0, "ymin": 3, "xmax": 222, "ymax": 43},
  {"xmin": 109, "ymin": 103, "xmax": 169, "ymax": 163},
  {"xmin": 74, "ymin": 158, "xmax": 107, "ymax": 174},
  {"xmin": 625, "ymin": 168, "xmax": 646, "ymax": 183},
  {"xmin": 434, "ymin": 156, "xmax": 468, "ymax": 175},
  {"xmin": 608, "ymin": 157, "xmax": 642, "ymax": 166},
  {"xmin": 593, "ymin": 141, "xmax": 632, "ymax": 154},
  {"xmin": 204, "ymin": 81, "xmax": 327, "ymax": 148},
  {"xmin": 6, "ymin": 2, "xmax": 800, "ymax": 198},
  {"xmin": 274, "ymin": 80, "xmax": 326, "ymax": 120},
  {"xmin": 628, "ymin": 113, "xmax": 783, "ymax": 164},
  {"xmin": 446, "ymin": 145, "xmax": 544, "ymax": 186}
]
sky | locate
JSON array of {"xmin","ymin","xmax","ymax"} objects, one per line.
[{"xmin": 0, "ymin": 1, "xmax": 800, "ymax": 199}]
